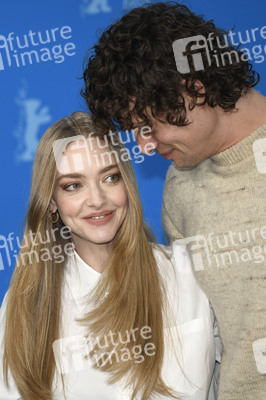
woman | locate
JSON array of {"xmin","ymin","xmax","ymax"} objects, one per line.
[{"xmin": 0, "ymin": 112, "xmax": 220, "ymax": 400}]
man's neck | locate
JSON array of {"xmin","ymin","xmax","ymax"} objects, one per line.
[{"xmin": 215, "ymin": 89, "xmax": 266, "ymax": 153}]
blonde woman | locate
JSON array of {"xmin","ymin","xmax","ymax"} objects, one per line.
[{"xmin": 0, "ymin": 112, "xmax": 220, "ymax": 400}]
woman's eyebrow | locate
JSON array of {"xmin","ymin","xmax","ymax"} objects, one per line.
[
  {"xmin": 56, "ymin": 165, "xmax": 118, "ymax": 183},
  {"xmin": 99, "ymin": 164, "xmax": 118, "ymax": 174},
  {"xmin": 56, "ymin": 173, "xmax": 86, "ymax": 183}
]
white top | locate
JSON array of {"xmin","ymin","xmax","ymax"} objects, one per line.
[{"xmin": 0, "ymin": 242, "xmax": 221, "ymax": 400}]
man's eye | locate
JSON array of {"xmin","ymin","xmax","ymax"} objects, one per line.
[
  {"xmin": 105, "ymin": 174, "xmax": 121, "ymax": 183},
  {"xmin": 64, "ymin": 183, "xmax": 80, "ymax": 191},
  {"xmin": 142, "ymin": 131, "xmax": 153, "ymax": 137}
]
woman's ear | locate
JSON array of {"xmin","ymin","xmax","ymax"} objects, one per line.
[{"xmin": 49, "ymin": 197, "xmax": 58, "ymax": 213}]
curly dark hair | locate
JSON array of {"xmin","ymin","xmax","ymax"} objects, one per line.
[{"xmin": 82, "ymin": 1, "xmax": 259, "ymax": 133}]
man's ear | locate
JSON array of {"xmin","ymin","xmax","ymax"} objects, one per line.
[
  {"xmin": 182, "ymin": 78, "xmax": 206, "ymax": 109},
  {"xmin": 193, "ymin": 79, "xmax": 206, "ymax": 95},
  {"xmin": 182, "ymin": 78, "xmax": 205, "ymax": 94},
  {"xmin": 49, "ymin": 197, "xmax": 58, "ymax": 213}
]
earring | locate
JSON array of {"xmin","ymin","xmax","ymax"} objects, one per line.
[{"xmin": 48, "ymin": 210, "xmax": 59, "ymax": 224}]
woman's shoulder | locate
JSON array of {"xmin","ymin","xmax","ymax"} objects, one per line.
[
  {"xmin": 151, "ymin": 241, "xmax": 193, "ymax": 275},
  {"xmin": 152, "ymin": 241, "xmax": 213, "ymax": 322}
]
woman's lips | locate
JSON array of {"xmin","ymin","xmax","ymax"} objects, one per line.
[
  {"xmin": 161, "ymin": 149, "xmax": 174, "ymax": 159},
  {"xmin": 83, "ymin": 210, "xmax": 115, "ymax": 226}
]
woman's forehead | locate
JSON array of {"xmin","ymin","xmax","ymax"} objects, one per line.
[{"xmin": 54, "ymin": 136, "xmax": 118, "ymax": 175}]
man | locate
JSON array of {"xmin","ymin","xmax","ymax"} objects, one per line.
[{"xmin": 82, "ymin": 2, "xmax": 266, "ymax": 399}]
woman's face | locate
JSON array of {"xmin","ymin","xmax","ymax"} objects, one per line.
[{"xmin": 50, "ymin": 136, "xmax": 128, "ymax": 254}]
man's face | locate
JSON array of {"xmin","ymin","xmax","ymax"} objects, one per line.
[{"xmin": 132, "ymin": 98, "xmax": 224, "ymax": 168}]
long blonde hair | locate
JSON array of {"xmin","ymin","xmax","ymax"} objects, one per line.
[{"xmin": 3, "ymin": 112, "xmax": 176, "ymax": 400}]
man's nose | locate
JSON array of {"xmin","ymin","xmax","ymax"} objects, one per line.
[{"xmin": 135, "ymin": 131, "xmax": 159, "ymax": 154}]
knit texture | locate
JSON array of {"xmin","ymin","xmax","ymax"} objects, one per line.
[{"xmin": 162, "ymin": 124, "xmax": 266, "ymax": 400}]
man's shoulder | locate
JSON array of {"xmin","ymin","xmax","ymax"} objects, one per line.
[{"xmin": 163, "ymin": 162, "xmax": 203, "ymax": 198}]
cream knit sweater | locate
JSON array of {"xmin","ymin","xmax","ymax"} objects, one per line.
[{"xmin": 162, "ymin": 124, "xmax": 266, "ymax": 400}]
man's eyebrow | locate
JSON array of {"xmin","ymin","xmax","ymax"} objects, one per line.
[
  {"xmin": 131, "ymin": 122, "xmax": 153, "ymax": 130},
  {"xmin": 131, "ymin": 124, "xmax": 145, "ymax": 129}
]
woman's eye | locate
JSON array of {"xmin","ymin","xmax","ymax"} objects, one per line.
[
  {"xmin": 105, "ymin": 174, "xmax": 121, "ymax": 183},
  {"xmin": 64, "ymin": 183, "xmax": 80, "ymax": 191}
]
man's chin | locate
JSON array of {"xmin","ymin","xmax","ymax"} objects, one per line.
[{"xmin": 171, "ymin": 153, "xmax": 206, "ymax": 168}]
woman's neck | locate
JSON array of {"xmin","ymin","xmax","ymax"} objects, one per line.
[{"xmin": 72, "ymin": 240, "xmax": 111, "ymax": 273}]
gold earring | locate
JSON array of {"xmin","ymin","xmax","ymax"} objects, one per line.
[{"xmin": 48, "ymin": 210, "xmax": 59, "ymax": 223}]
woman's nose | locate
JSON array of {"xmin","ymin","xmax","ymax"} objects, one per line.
[{"xmin": 85, "ymin": 184, "xmax": 106, "ymax": 209}]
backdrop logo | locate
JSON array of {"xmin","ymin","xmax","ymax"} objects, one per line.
[
  {"xmin": 13, "ymin": 81, "xmax": 52, "ymax": 162},
  {"xmin": 80, "ymin": 0, "xmax": 111, "ymax": 16},
  {"xmin": 0, "ymin": 26, "xmax": 76, "ymax": 71}
]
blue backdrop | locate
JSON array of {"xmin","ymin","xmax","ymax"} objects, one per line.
[{"xmin": 1, "ymin": 0, "xmax": 266, "ymax": 304}]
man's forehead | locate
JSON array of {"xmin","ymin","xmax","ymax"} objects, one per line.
[
  {"xmin": 131, "ymin": 115, "xmax": 146, "ymax": 128},
  {"xmin": 130, "ymin": 111, "xmax": 170, "ymax": 130},
  {"xmin": 129, "ymin": 106, "xmax": 154, "ymax": 128}
]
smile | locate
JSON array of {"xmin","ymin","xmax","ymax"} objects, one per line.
[
  {"xmin": 160, "ymin": 149, "xmax": 174, "ymax": 160},
  {"xmin": 83, "ymin": 210, "xmax": 115, "ymax": 226}
]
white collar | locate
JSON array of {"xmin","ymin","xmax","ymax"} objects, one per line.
[{"xmin": 64, "ymin": 251, "xmax": 101, "ymax": 314}]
